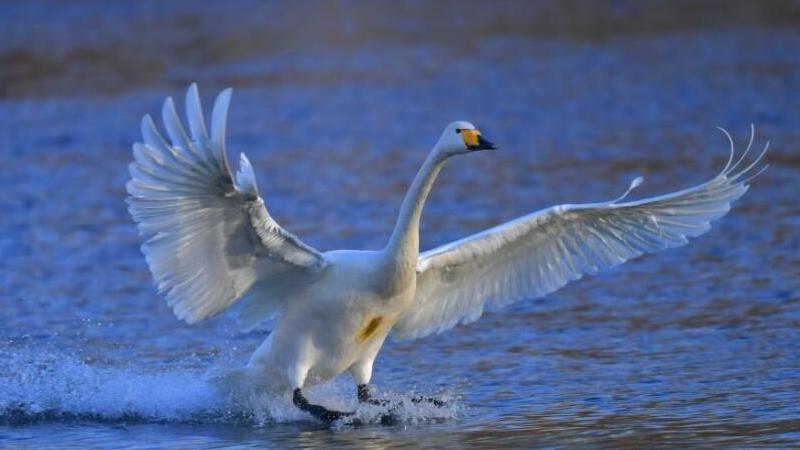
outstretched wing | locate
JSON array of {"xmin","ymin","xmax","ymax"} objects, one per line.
[
  {"xmin": 126, "ymin": 84, "xmax": 326, "ymax": 324},
  {"xmin": 394, "ymin": 128, "xmax": 768, "ymax": 340}
]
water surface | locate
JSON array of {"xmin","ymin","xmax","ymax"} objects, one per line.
[{"xmin": 1, "ymin": 1, "xmax": 799, "ymax": 448}]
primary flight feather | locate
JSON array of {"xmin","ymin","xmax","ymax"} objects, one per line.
[{"xmin": 126, "ymin": 85, "xmax": 766, "ymax": 423}]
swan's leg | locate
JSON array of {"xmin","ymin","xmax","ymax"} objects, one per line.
[
  {"xmin": 292, "ymin": 388, "xmax": 353, "ymax": 424},
  {"xmin": 350, "ymin": 358, "xmax": 398, "ymax": 424},
  {"xmin": 357, "ymin": 383, "xmax": 389, "ymax": 406},
  {"xmin": 357, "ymin": 384, "xmax": 370, "ymax": 402},
  {"xmin": 290, "ymin": 362, "xmax": 352, "ymax": 424},
  {"xmin": 352, "ymin": 365, "xmax": 443, "ymax": 407},
  {"xmin": 351, "ymin": 359, "xmax": 386, "ymax": 405}
]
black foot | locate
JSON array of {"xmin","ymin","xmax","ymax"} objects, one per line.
[
  {"xmin": 411, "ymin": 395, "xmax": 446, "ymax": 407},
  {"xmin": 358, "ymin": 384, "xmax": 446, "ymax": 408},
  {"xmin": 293, "ymin": 388, "xmax": 353, "ymax": 424},
  {"xmin": 357, "ymin": 384, "xmax": 390, "ymax": 406}
]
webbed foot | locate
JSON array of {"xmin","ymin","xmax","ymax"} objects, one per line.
[{"xmin": 293, "ymin": 388, "xmax": 353, "ymax": 424}]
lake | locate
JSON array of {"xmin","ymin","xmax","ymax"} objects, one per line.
[{"xmin": 1, "ymin": 1, "xmax": 799, "ymax": 448}]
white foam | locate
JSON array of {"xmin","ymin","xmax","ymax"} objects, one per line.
[{"xmin": 0, "ymin": 348, "xmax": 459, "ymax": 426}]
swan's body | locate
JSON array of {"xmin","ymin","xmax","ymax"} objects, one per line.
[
  {"xmin": 126, "ymin": 85, "xmax": 766, "ymax": 422},
  {"xmin": 246, "ymin": 249, "xmax": 412, "ymax": 392}
]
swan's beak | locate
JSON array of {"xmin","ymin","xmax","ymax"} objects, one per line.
[
  {"xmin": 475, "ymin": 134, "xmax": 497, "ymax": 151},
  {"xmin": 463, "ymin": 129, "xmax": 497, "ymax": 151}
]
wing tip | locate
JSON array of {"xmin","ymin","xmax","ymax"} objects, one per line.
[
  {"xmin": 185, "ymin": 82, "xmax": 209, "ymax": 140},
  {"xmin": 140, "ymin": 113, "xmax": 154, "ymax": 132},
  {"xmin": 187, "ymin": 82, "xmax": 199, "ymax": 99},
  {"xmin": 211, "ymin": 86, "xmax": 234, "ymax": 173},
  {"xmin": 234, "ymin": 152, "xmax": 259, "ymax": 197}
]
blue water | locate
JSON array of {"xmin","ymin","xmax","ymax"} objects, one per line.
[{"xmin": 1, "ymin": 1, "xmax": 799, "ymax": 448}]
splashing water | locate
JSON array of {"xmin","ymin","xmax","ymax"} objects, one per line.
[{"xmin": 0, "ymin": 347, "xmax": 459, "ymax": 428}]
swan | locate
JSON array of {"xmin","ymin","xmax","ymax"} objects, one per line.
[{"xmin": 126, "ymin": 84, "xmax": 767, "ymax": 423}]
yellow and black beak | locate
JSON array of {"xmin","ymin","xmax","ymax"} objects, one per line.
[{"xmin": 461, "ymin": 128, "xmax": 497, "ymax": 151}]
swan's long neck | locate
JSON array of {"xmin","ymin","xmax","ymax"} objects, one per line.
[{"xmin": 385, "ymin": 148, "xmax": 447, "ymax": 268}]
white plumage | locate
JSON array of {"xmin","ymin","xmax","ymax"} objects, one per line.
[
  {"xmin": 396, "ymin": 135, "xmax": 767, "ymax": 339},
  {"xmin": 128, "ymin": 85, "xmax": 325, "ymax": 326},
  {"xmin": 126, "ymin": 85, "xmax": 766, "ymax": 422}
]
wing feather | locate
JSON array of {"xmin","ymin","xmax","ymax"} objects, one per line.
[
  {"xmin": 395, "ymin": 129, "xmax": 767, "ymax": 340},
  {"xmin": 127, "ymin": 84, "xmax": 326, "ymax": 324}
]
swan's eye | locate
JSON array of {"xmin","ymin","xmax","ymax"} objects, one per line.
[{"xmin": 455, "ymin": 128, "xmax": 462, "ymax": 134}]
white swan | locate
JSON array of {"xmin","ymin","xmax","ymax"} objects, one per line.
[{"xmin": 126, "ymin": 84, "xmax": 767, "ymax": 423}]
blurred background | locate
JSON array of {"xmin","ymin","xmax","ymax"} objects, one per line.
[
  {"xmin": 1, "ymin": 0, "xmax": 799, "ymax": 448},
  {"xmin": 3, "ymin": 1, "xmax": 800, "ymax": 97}
]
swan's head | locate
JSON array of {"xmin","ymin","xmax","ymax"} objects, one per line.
[{"xmin": 435, "ymin": 121, "xmax": 497, "ymax": 157}]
